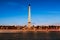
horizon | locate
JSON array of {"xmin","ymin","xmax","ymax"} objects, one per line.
[{"xmin": 0, "ymin": 0, "xmax": 60, "ymax": 25}]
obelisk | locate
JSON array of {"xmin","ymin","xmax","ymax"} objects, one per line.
[{"xmin": 28, "ymin": 4, "xmax": 31, "ymax": 28}]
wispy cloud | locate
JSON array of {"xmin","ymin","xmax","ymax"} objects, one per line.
[{"xmin": 48, "ymin": 11, "xmax": 60, "ymax": 13}]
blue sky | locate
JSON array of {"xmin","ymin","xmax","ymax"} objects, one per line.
[{"xmin": 0, "ymin": 0, "xmax": 60, "ymax": 25}]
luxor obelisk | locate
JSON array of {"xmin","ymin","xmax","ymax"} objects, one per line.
[{"xmin": 28, "ymin": 4, "xmax": 31, "ymax": 28}]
